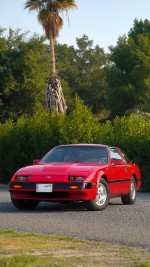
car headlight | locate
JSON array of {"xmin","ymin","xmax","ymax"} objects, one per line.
[
  {"xmin": 15, "ymin": 176, "xmax": 30, "ymax": 181},
  {"xmin": 68, "ymin": 176, "xmax": 85, "ymax": 181}
]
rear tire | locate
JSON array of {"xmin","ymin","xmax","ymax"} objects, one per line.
[
  {"xmin": 121, "ymin": 177, "xmax": 136, "ymax": 205},
  {"xmin": 11, "ymin": 198, "xmax": 39, "ymax": 210},
  {"xmin": 84, "ymin": 178, "xmax": 110, "ymax": 211}
]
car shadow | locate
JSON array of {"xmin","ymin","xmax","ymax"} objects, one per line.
[
  {"xmin": 0, "ymin": 201, "xmax": 90, "ymax": 212},
  {"xmin": 0, "ymin": 200, "xmax": 123, "ymax": 213}
]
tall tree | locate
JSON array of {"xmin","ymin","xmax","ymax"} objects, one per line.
[
  {"xmin": 55, "ymin": 35, "xmax": 108, "ymax": 116},
  {"xmin": 106, "ymin": 19, "xmax": 150, "ymax": 118},
  {"xmin": 0, "ymin": 28, "xmax": 49, "ymax": 122},
  {"xmin": 75, "ymin": 35, "xmax": 108, "ymax": 115},
  {"xmin": 25, "ymin": 0, "xmax": 77, "ymax": 113}
]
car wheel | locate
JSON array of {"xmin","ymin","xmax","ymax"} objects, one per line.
[
  {"xmin": 11, "ymin": 198, "xmax": 39, "ymax": 210},
  {"xmin": 121, "ymin": 177, "xmax": 136, "ymax": 205},
  {"xmin": 84, "ymin": 178, "xmax": 110, "ymax": 211}
]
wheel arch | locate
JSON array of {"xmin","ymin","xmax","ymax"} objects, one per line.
[
  {"xmin": 99, "ymin": 174, "xmax": 108, "ymax": 184},
  {"xmin": 132, "ymin": 173, "xmax": 137, "ymax": 185}
]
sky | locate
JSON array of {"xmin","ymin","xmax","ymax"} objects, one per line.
[{"xmin": 1, "ymin": 0, "xmax": 150, "ymax": 52}]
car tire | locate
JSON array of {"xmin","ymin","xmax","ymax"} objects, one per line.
[
  {"xmin": 121, "ymin": 177, "xmax": 136, "ymax": 205},
  {"xmin": 84, "ymin": 178, "xmax": 110, "ymax": 211},
  {"xmin": 11, "ymin": 198, "xmax": 39, "ymax": 210}
]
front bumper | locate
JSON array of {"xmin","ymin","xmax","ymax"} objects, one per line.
[{"xmin": 9, "ymin": 182, "xmax": 97, "ymax": 201}]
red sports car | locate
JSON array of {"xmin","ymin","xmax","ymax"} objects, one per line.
[{"xmin": 9, "ymin": 144, "xmax": 141, "ymax": 211}]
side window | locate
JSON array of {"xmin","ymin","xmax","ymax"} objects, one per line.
[
  {"xmin": 122, "ymin": 151, "xmax": 130, "ymax": 163},
  {"xmin": 110, "ymin": 148, "xmax": 122, "ymax": 160}
]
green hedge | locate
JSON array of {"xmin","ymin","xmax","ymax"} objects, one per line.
[
  {"xmin": 0, "ymin": 98, "xmax": 149, "ymax": 191},
  {"xmin": 96, "ymin": 115, "xmax": 150, "ymax": 190}
]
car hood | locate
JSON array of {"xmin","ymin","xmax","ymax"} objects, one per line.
[{"xmin": 15, "ymin": 162, "xmax": 107, "ymax": 176}]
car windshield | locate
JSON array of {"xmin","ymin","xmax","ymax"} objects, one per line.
[{"xmin": 40, "ymin": 146, "xmax": 108, "ymax": 163}]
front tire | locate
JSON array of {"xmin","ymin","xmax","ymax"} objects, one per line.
[
  {"xmin": 121, "ymin": 177, "xmax": 136, "ymax": 205},
  {"xmin": 11, "ymin": 198, "xmax": 39, "ymax": 210},
  {"xmin": 84, "ymin": 178, "xmax": 110, "ymax": 211}
]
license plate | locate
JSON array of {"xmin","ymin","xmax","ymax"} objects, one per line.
[{"xmin": 36, "ymin": 183, "xmax": 53, "ymax": 193}]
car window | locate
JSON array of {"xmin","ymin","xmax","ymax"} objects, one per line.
[
  {"xmin": 40, "ymin": 146, "xmax": 108, "ymax": 163},
  {"xmin": 40, "ymin": 148, "xmax": 64, "ymax": 163},
  {"xmin": 110, "ymin": 148, "xmax": 122, "ymax": 160},
  {"xmin": 121, "ymin": 151, "xmax": 131, "ymax": 163}
]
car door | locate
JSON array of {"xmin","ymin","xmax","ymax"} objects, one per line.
[{"xmin": 108, "ymin": 147, "xmax": 132, "ymax": 195}]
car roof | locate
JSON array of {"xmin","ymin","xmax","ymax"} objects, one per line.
[{"xmin": 55, "ymin": 144, "xmax": 109, "ymax": 148}]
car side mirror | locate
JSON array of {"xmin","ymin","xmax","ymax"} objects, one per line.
[
  {"xmin": 111, "ymin": 159, "xmax": 123, "ymax": 165},
  {"xmin": 110, "ymin": 160, "xmax": 115, "ymax": 166},
  {"xmin": 33, "ymin": 159, "xmax": 40, "ymax": 165}
]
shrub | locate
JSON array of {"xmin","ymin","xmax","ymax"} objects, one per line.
[
  {"xmin": 60, "ymin": 97, "xmax": 100, "ymax": 144},
  {"xmin": 88, "ymin": 114, "xmax": 150, "ymax": 190},
  {"xmin": 0, "ymin": 102, "xmax": 149, "ymax": 191}
]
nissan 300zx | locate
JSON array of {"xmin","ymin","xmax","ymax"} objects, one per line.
[{"xmin": 9, "ymin": 144, "xmax": 141, "ymax": 211}]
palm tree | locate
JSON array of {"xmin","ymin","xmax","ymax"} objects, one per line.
[{"xmin": 25, "ymin": 0, "xmax": 77, "ymax": 113}]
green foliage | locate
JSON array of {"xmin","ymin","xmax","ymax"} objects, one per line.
[
  {"xmin": 1, "ymin": 22, "xmax": 150, "ymax": 122},
  {"xmin": 128, "ymin": 18, "xmax": 150, "ymax": 43},
  {"xmin": 0, "ymin": 99, "xmax": 99, "ymax": 183},
  {"xmin": 60, "ymin": 97, "xmax": 100, "ymax": 144},
  {"xmin": 0, "ymin": 110, "xmax": 66, "ymax": 182},
  {"xmin": 0, "ymin": 101, "xmax": 149, "ymax": 190},
  {"xmin": 0, "ymin": 28, "xmax": 49, "ymax": 122},
  {"xmin": 103, "ymin": 114, "xmax": 150, "ymax": 190},
  {"xmin": 55, "ymin": 35, "xmax": 108, "ymax": 116},
  {"xmin": 75, "ymin": 35, "xmax": 108, "ymax": 114},
  {"xmin": 0, "ymin": 23, "xmax": 150, "ymax": 189},
  {"xmin": 0, "ymin": 30, "xmax": 109, "ymax": 122},
  {"xmin": 107, "ymin": 19, "xmax": 150, "ymax": 118}
]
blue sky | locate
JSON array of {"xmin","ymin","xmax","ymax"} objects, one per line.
[{"xmin": 1, "ymin": 0, "xmax": 150, "ymax": 51}]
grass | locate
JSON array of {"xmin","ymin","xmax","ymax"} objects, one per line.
[{"xmin": 0, "ymin": 230, "xmax": 150, "ymax": 267}]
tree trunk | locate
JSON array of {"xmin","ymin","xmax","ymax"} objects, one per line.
[
  {"xmin": 44, "ymin": 74, "xmax": 67, "ymax": 113},
  {"xmin": 49, "ymin": 32, "xmax": 56, "ymax": 75},
  {"xmin": 43, "ymin": 33, "xmax": 67, "ymax": 113}
]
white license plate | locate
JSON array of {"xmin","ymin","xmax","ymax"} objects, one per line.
[{"xmin": 36, "ymin": 183, "xmax": 53, "ymax": 193}]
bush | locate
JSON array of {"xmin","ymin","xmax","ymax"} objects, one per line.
[
  {"xmin": 96, "ymin": 114, "xmax": 150, "ymax": 190},
  {"xmin": 0, "ymin": 99, "xmax": 100, "ymax": 183},
  {"xmin": 0, "ymin": 111, "xmax": 65, "ymax": 183},
  {"xmin": 0, "ymin": 101, "xmax": 149, "ymax": 191},
  {"xmin": 60, "ymin": 97, "xmax": 100, "ymax": 144}
]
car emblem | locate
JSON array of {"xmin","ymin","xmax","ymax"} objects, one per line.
[{"xmin": 46, "ymin": 176, "xmax": 51, "ymax": 179}]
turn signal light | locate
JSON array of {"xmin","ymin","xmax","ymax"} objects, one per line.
[
  {"xmin": 69, "ymin": 185, "xmax": 79, "ymax": 189},
  {"xmin": 13, "ymin": 185, "xmax": 22, "ymax": 189}
]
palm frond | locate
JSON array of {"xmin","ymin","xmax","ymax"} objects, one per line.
[
  {"xmin": 38, "ymin": 10, "xmax": 63, "ymax": 38},
  {"xmin": 25, "ymin": 0, "xmax": 77, "ymax": 39},
  {"xmin": 25, "ymin": 0, "xmax": 44, "ymax": 11},
  {"xmin": 48, "ymin": 0, "xmax": 77, "ymax": 12}
]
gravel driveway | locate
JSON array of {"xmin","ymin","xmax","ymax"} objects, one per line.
[{"xmin": 0, "ymin": 186, "xmax": 150, "ymax": 249}]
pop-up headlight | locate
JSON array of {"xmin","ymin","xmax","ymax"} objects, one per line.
[
  {"xmin": 15, "ymin": 176, "xmax": 30, "ymax": 181},
  {"xmin": 68, "ymin": 176, "xmax": 85, "ymax": 181}
]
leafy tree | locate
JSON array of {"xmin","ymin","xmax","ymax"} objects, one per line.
[
  {"xmin": 76, "ymin": 35, "xmax": 108, "ymax": 115},
  {"xmin": 106, "ymin": 19, "xmax": 150, "ymax": 118},
  {"xmin": 55, "ymin": 35, "xmax": 109, "ymax": 116},
  {"xmin": 128, "ymin": 18, "xmax": 150, "ymax": 43},
  {"xmin": 55, "ymin": 42, "xmax": 78, "ymax": 112},
  {"xmin": 25, "ymin": 0, "xmax": 77, "ymax": 113},
  {"xmin": 0, "ymin": 28, "xmax": 49, "ymax": 122},
  {"xmin": 0, "ymin": 29, "xmax": 108, "ymax": 121}
]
